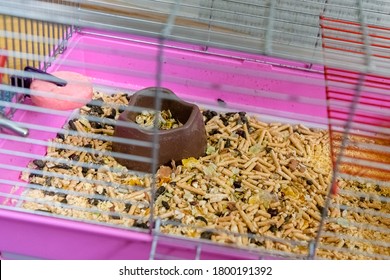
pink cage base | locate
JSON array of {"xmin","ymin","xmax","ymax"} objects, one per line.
[{"xmin": 0, "ymin": 29, "xmax": 326, "ymax": 259}]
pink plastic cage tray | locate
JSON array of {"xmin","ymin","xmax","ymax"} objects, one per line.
[{"xmin": 0, "ymin": 28, "xmax": 328, "ymax": 260}]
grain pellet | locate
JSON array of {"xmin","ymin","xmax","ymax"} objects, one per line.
[
  {"xmin": 175, "ymin": 174, "xmax": 194, "ymax": 183},
  {"xmin": 257, "ymin": 209, "xmax": 272, "ymax": 219},
  {"xmin": 243, "ymin": 157, "xmax": 258, "ymax": 169},
  {"xmin": 250, "ymin": 120, "xmax": 268, "ymax": 128},
  {"xmin": 242, "ymin": 180, "xmax": 258, "ymax": 191},
  {"xmin": 283, "ymin": 223, "xmax": 294, "ymax": 230},
  {"xmin": 307, "ymin": 209, "xmax": 321, "ymax": 221},
  {"xmin": 236, "ymin": 203, "xmax": 258, "ymax": 233},
  {"xmin": 254, "ymin": 163, "xmax": 271, "ymax": 174},
  {"xmin": 176, "ymin": 182, "xmax": 206, "ymax": 196},
  {"xmin": 204, "ymin": 203, "xmax": 214, "ymax": 214},
  {"xmin": 268, "ymin": 142, "xmax": 287, "ymax": 148},
  {"xmin": 257, "ymin": 219, "xmax": 276, "ymax": 227},
  {"xmin": 289, "ymin": 134, "xmax": 305, "ymax": 154},
  {"xmin": 243, "ymin": 123, "xmax": 251, "ymax": 142},
  {"xmin": 301, "ymin": 211, "xmax": 311, "ymax": 221},
  {"xmin": 260, "ymin": 225, "xmax": 271, "ymax": 234},
  {"xmin": 276, "ymin": 216, "xmax": 285, "ymax": 228},
  {"xmin": 294, "ymin": 232, "xmax": 311, "ymax": 241},
  {"xmin": 314, "ymin": 195, "xmax": 324, "ymax": 207},
  {"xmin": 159, "ymin": 211, "xmax": 174, "ymax": 219},
  {"xmin": 210, "ymin": 177, "xmax": 230, "ymax": 190},
  {"xmin": 257, "ymin": 129, "xmax": 266, "ymax": 145},
  {"xmin": 276, "ymin": 169, "xmax": 291, "ymax": 181},
  {"xmin": 257, "ymin": 158, "xmax": 274, "ymax": 170},
  {"xmin": 270, "ymin": 150, "xmax": 281, "ymax": 171},
  {"xmin": 217, "ymin": 159, "xmax": 240, "ymax": 167},
  {"xmin": 305, "ymin": 174, "xmax": 321, "ymax": 189},
  {"xmin": 247, "ymin": 174, "xmax": 269, "ymax": 180},
  {"xmin": 281, "ymin": 166, "xmax": 297, "ymax": 180}
]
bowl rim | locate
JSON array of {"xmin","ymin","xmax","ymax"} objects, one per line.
[{"xmin": 119, "ymin": 87, "xmax": 203, "ymax": 136}]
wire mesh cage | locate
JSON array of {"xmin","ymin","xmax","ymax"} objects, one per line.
[{"xmin": 0, "ymin": 0, "xmax": 389, "ymax": 260}]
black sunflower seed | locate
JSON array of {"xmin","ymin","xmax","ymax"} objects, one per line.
[
  {"xmin": 53, "ymin": 164, "xmax": 71, "ymax": 170},
  {"xmin": 92, "ymin": 106, "xmax": 104, "ymax": 115},
  {"xmin": 202, "ymin": 110, "xmax": 218, "ymax": 123},
  {"xmin": 267, "ymin": 208, "xmax": 279, "ymax": 217},
  {"xmin": 250, "ymin": 238, "xmax": 264, "ymax": 246},
  {"xmin": 161, "ymin": 200, "xmax": 170, "ymax": 210},
  {"xmin": 107, "ymin": 109, "xmax": 117, "ymax": 119},
  {"xmin": 29, "ymin": 172, "xmax": 43, "ymax": 178},
  {"xmin": 45, "ymin": 177, "xmax": 52, "ymax": 186},
  {"xmin": 200, "ymin": 231, "xmax": 213, "ymax": 240},
  {"xmin": 68, "ymin": 119, "xmax": 77, "ymax": 130},
  {"xmin": 69, "ymin": 154, "xmax": 80, "ymax": 161},
  {"xmin": 56, "ymin": 132, "xmax": 65, "ymax": 141},
  {"xmin": 37, "ymin": 209, "xmax": 52, "ymax": 213},
  {"xmin": 225, "ymin": 138, "xmax": 231, "ymax": 148},
  {"xmin": 209, "ymin": 128, "xmax": 221, "ymax": 135},
  {"xmin": 269, "ymin": 225, "xmax": 278, "ymax": 233},
  {"xmin": 155, "ymin": 186, "xmax": 166, "ymax": 200},
  {"xmin": 316, "ymin": 204, "xmax": 324, "ymax": 213},
  {"xmin": 81, "ymin": 166, "xmax": 89, "ymax": 175},
  {"xmin": 225, "ymin": 112, "xmax": 237, "ymax": 117},
  {"xmin": 110, "ymin": 214, "xmax": 121, "ymax": 220},
  {"xmin": 90, "ymin": 121, "xmax": 103, "ymax": 129},
  {"xmin": 43, "ymin": 190, "xmax": 55, "ymax": 196},
  {"xmin": 88, "ymin": 198, "xmax": 100, "ymax": 206},
  {"xmin": 195, "ymin": 216, "xmax": 208, "ymax": 224},
  {"xmin": 306, "ymin": 179, "xmax": 313, "ymax": 186},
  {"xmin": 219, "ymin": 115, "xmax": 229, "ymax": 126},
  {"xmin": 215, "ymin": 211, "xmax": 223, "ymax": 217},
  {"xmin": 124, "ymin": 203, "xmax": 132, "ymax": 212},
  {"xmin": 236, "ymin": 129, "xmax": 246, "ymax": 139},
  {"xmin": 357, "ymin": 183, "xmax": 364, "ymax": 189},
  {"xmin": 239, "ymin": 113, "xmax": 247, "ymax": 124},
  {"xmin": 57, "ymin": 193, "xmax": 67, "ymax": 199},
  {"xmin": 33, "ymin": 159, "xmax": 45, "ymax": 169},
  {"xmin": 217, "ymin": 98, "xmax": 225, "ymax": 104},
  {"xmin": 134, "ymin": 222, "xmax": 149, "ymax": 229}
]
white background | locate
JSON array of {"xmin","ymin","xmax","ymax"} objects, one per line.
[{"xmin": 1, "ymin": 260, "xmax": 389, "ymax": 280}]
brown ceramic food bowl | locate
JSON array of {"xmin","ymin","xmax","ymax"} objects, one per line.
[{"xmin": 112, "ymin": 87, "xmax": 207, "ymax": 173}]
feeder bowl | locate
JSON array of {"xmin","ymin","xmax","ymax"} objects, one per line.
[{"xmin": 112, "ymin": 87, "xmax": 207, "ymax": 173}]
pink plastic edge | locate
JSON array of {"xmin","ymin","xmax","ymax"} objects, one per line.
[{"xmin": 0, "ymin": 28, "xmax": 326, "ymax": 259}]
